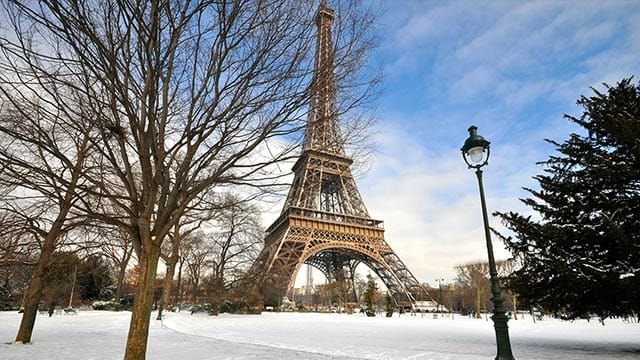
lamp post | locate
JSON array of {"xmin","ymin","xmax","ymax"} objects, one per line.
[
  {"xmin": 435, "ymin": 278, "xmax": 444, "ymax": 315},
  {"xmin": 461, "ymin": 126, "xmax": 515, "ymax": 360}
]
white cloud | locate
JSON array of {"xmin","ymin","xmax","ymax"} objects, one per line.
[
  {"xmin": 572, "ymin": 21, "xmax": 617, "ymax": 50},
  {"xmin": 448, "ymin": 66, "xmax": 498, "ymax": 102},
  {"xmin": 357, "ymin": 126, "xmax": 520, "ymax": 284}
]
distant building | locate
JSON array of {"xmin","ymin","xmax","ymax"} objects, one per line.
[{"xmin": 413, "ymin": 300, "xmax": 442, "ymax": 312}]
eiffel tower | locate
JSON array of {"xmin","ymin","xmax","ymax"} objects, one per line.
[{"xmin": 252, "ymin": 1, "xmax": 431, "ymax": 307}]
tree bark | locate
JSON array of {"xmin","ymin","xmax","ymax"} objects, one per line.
[
  {"xmin": 114, "ymin": 261, "xmax": 127, "ymax": 306},
  {"xmin": 156, "ymin": 254, "xmax": 177, "ymax": 320},
  {"xmin": 157, "ymin": 224, "xmax": 182, "ymax": 320},
  {"xmin": 14, "ymin": 239, "xmax": 57, "ymax": 343},
  {"xmin": 176, "ymin": 260, "xmax": 183, "ymax": 310},
  {"xmin": 476, "ymin": 285, "xmax": 482, "ymax": 319},
  {"xmin": 124, "ymin": 243, "xmax": 161, "ymax": 360}
]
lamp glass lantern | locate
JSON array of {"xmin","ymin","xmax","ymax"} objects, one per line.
[{"xmin": 461, "ymin": 125, "xmax": 490, "ymax": 168}]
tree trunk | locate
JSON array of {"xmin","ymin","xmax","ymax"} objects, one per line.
[
  {"xmin": 15, "ymin": 240, "xmax": 56, "ymax": 343},
  {"xmin": 475, "ymin": 286, "xmax": 481, "ymax": 319},
  {"xmin": 349, "ymin": 273, "xmax": 358, "ymax": 303},
  {"xmin": 114, "ymin": 246, "xmax": 132, "ymax": 305},
  {"xmin": 124, "ymin": 244, "xmax": 161, "ymax": 360},
  {"xmin": 156, "ymin": 255, "xmax": 177, "ymax": 320},
  {"xmin": 513, "ymin": 294, "xmax": 518, "ymax": 320},
  {"xmin": 15, "ymin": 259, "xmax": 46, "ymax": 343},
  {"xmin": 176, "ymin": 260, "xmax": 183, "ymax": 310},
  {"xmin": 68, "ymin": 265, "xmax": 77, "ymax": 308},
  {"xmin": 114, "ymin": 262, "xmax": 127, "ymax": 306}
]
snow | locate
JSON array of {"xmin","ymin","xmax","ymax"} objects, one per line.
[{"xmin": 1, "ymin": 310, "xmax": 639, "ymax": 359}]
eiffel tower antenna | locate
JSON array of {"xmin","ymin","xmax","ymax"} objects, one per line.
[{"xmin": 252, "ymin": 1, "xmax": 431, "ymax": 308}]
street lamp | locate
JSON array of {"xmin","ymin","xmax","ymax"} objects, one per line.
[
  {"xmin": 461, "ymin": 126, "xmax": 515, "ymax": 360},
  {"xmin": 435, "ymin": 278, "xmax": 444, "ymax": 315}
]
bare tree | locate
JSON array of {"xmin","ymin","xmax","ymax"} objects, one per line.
[
  {"xmin": 1, "ymin": 0, "xmax": 378, "ymax": 357},
  {"xmin": 100, "ymin": 226, "xmax": 136, "ymax": 305},
  {"xmin": 176, "ymin": 196, "xmax": 263, "ymax": 313},
  {"xmin": 497, "ymin": 258, "xmax": 519, "ymax": 319},
  {"xmin": 157, "ymin": 210, "xmax": 205, "ymax": 320},
  {"xmin": 181, "ymin": 232, "xmax": 212, "ymax": 303},
  {"xmin": 455, "ymin": 261, "xmax": 490, "ymax": 319},
  {"xmin": 155, "ymin": 223, "xmax": 182, "ymax": 318},
  {"xmin": 0, "ymin": 211, "xmax": 35, "ymax": 310},
  {"xmin": 0, "ymin": 92, "xmax": 95, "ymax": 342},
  {"xmin": 208, "ymin": 194, "xmax": 263, "ymax": 292},
  {"xmin": 326, "ymin": 268, "xmax": 351, "ymax": 311}
]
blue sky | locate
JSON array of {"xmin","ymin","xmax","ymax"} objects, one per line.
[{"xmin": 351, "ymin": 0, "xmax": 640, "ymax": 286}]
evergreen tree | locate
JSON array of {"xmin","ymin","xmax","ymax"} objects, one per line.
[
  {"xmin": 78, "ymin": 255, "xmax": 115, "ymax": 301},
  {"xmin": 363, "ymin": 274, "xmax": 377, "ymax": 317},
  {"xmin": 495, "ymin": 77, "xmax": 640, "ymax": 320},
  {"xmin": 41, "ymin": 252, "xmax": 80, "ymax": 308},
  {"xmin": 385, "ymin": 293, "xmax": 394, "ymax": 317}
]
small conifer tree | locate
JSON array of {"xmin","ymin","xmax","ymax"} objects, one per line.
[
  {"xmin": 363, "ymin": 274, "xmax": 377, "ymax": 317},
  {"xmin": 385, "ymin": 293, "xmax": 394, "ymax": 317}
]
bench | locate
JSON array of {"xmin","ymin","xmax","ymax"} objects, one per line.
[{"xmin": 64, "ymin": 308, "xmax": 78, "ymax": 315}]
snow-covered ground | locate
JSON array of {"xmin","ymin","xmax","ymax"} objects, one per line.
[{"xmin": 1, "ymin": 310, "xmax": 638, "ymax": 359}]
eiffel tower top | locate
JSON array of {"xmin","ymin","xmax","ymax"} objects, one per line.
[
  {"xmin": 267, "ymin": 1, "xmax": 380, "ymax": 230},
  {"xmin": 302, "ymin": 0, "xmax": 344, "ymax": 156}
]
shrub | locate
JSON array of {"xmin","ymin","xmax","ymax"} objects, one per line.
[{"xmin": 92, "ymin": 301, "xmax": 122, "ymax": 311}]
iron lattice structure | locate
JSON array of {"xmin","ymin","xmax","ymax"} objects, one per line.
[{"xmin": 252, "ymin": 2, "xmax": 431, "ymax": 307}]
